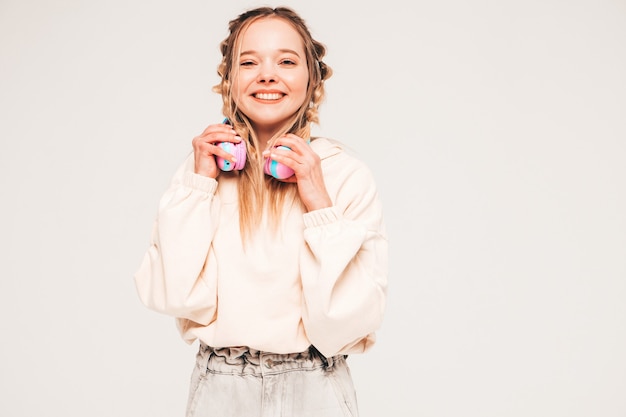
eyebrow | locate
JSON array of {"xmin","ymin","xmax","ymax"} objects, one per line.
[{"xmin": 239, "ymin": 48, "xmax": 302, "ymax": 57}]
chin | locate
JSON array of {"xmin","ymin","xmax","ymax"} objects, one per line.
[{"xmin": 250, "ymin": 114, "xmax": 293, "ymax": 128}]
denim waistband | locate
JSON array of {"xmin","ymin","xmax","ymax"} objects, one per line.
[{"xmin": 197, "ymin": 343, "xmax": 346, "ymax": 376}]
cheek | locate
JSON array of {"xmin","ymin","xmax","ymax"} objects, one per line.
[
  {"xmin": 231, "ymin": 77, "xmax": 248, "ymax": 103},
  {"xmin": 288, "ymin": 70, "xmax": 310, "ymax": 94}
]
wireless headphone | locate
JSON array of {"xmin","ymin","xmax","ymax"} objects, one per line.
[{"xmin": 215, "ymin": 119, "xmax": 295, "ymax": 179}]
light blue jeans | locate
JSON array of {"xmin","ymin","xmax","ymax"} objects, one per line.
[{"xmin": 185, "ymin": 344, "xmax": 359, "ymax": 417}]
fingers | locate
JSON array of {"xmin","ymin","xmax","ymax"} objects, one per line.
[
  {"xmin": 192, "ymin": 122, "xmax": 243, "ymax": 176},
  {"xmin": 195, "ymin": 123, "xmax": 241, "ymax": 147},
  {"xmin": 266, "ymin": 135, "xmax": 316, "ymax": 168},
  {"xmin": 194, "ymin": 124, "xmax": 241, "ymax": 154},
  {"xmin": 268, "ymin": 136, "xmax": 331, "ymax": 210},
  {"xmin": 262, "ymin": 135, "xmax": 320, "ymax": 182}
]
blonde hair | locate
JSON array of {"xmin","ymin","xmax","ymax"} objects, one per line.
[{"xmin": 213, "ymin": 7, "xmax": 333, "ymax": 241}]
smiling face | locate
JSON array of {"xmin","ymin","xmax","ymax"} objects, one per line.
[{"xmin": 231, "ymin": 17, "xmax": 310, "ymax": 144}]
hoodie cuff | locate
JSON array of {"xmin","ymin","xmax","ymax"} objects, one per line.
[
  {"xmin": 182, "ymin": 171, "xmax": 218, "ymax": 194},
  {"xmin": 303, "ymin": 206, "xmax": 340, "ymax": 228}
]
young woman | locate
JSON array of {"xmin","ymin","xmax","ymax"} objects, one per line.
[{"xmin": 134, "ymin": 6, "xmax": 388, "ymax": 417}]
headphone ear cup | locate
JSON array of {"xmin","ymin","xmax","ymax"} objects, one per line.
[
  {"xmin": 264, "ymin": 146, "xmax": 295, "ymax": 179},
  {"xmin": 216, "ymin": 141, "xmax": 247, "ymax": 171}
]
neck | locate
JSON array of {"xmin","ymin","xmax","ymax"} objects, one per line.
[{"xmin": 252, "ymin": 124, "xmax": 281, "ymax": 151}]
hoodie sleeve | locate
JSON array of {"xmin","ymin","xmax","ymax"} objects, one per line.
[
  {"xmin": 134, "ymin": 154, "xmax": 220, "ymax": 325},
  {"xmin": 300, "ymin": 158, "xmax": 388, "ymax": 357}
]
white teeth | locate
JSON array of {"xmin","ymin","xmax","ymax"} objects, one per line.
[{"xmin": 255, "ymin": 93, "xmax": 282, "ymax": 100}]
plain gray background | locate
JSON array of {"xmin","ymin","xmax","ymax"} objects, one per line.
[{"xmin": 1, "ymin": 0, "xmax": 625, "ymax": 416}]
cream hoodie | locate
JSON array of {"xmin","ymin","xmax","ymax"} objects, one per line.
[{"xmin": 134, "ymin": 137, "xmax": 388, "ymax": 357}]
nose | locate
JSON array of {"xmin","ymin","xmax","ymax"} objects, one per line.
[
  {"xmin": 257, "ymin": 60, "xmax": 277, "ymax": 83},
  {"xmin": 257, "ymin": 72, "xmax": 277, "ymax": 83}
]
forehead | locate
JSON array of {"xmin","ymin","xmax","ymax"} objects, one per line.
[{"xmin": 239, "ymin": 17, "xmax": 305, "ymax": 51}]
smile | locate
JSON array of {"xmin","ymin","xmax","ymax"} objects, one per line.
[{"xmin": 254, "ymin": 92, "xmax": 284, "ymax": 101}]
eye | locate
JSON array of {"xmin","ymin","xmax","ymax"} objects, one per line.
[
  {"xmin": 280, "ymin": 59, "xmax": 297, "ymax": 66},
  {"xmin": 240, "ymin": 60, "xmax": 255, "ymax": 67}
]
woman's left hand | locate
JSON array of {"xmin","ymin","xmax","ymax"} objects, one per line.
[{"xmin": 263, "ymin": 134, "xmax": 332, "ymax": 212}]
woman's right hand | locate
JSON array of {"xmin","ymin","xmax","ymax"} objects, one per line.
[{"xmin": 191, "ymin": 122, "xmax": 242, "ymax": 177}]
